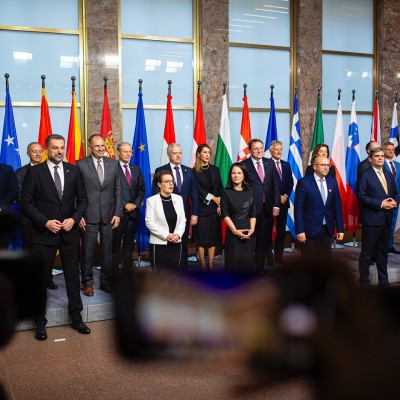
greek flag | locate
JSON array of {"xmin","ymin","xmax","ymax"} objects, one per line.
[{"xmin": 389, "ymin": 101, "xmax": 399, "ymax": 161}]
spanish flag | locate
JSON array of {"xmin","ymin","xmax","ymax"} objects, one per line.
[
  {"xmin": 100, "ymin": 85, "xmax": 115, "ymax": 158},
  {"xmin": 38, "ymin": 86, "xmax": 53, "ymax": 161},
  {"xmin": 65, "ymin": 87, "xmax": 84, "ymax": 164}
]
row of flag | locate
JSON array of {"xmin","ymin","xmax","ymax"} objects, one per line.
[{"xmin": 1, "ymin": 76, "xmax": 400, "ymax": 251}]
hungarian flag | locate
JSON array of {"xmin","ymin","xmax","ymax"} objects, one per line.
[
  {"xmin": 190, "ymin": 92, "xmax": 206, "ymax": 167},
  {"xmin": 100, "ymin": 87, "xmax": 115, "ymax": 158},
  {"xmin": 330, "ymin": 98, "xmax": 348, "ymax": 230},
  {"xmin": 65, "ymin": 87, "xmax": 84, "ymax": 164},
  {"xmin": 161, "ymin": 93, "xmax": 176, "ymax": 165},
  {"xmin": 237, "ymin": 94, "xmax": 251, "ymax": 161},
  {"xmin": 215, "ymin": 93, "xmax": 233, "ymax": 187},
  {"xmin": 38, "ymin": 87, "xmax": 53, "ymax": 161},
  {"xmin": 309, "ymin": 94, "xmax": 324, "ymax": 162}
]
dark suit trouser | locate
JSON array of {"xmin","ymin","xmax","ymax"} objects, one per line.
[
  {"xmin": 274, "ymin": 207, "xmax": 289, "ymax": 259},
  {"xmin": 20, "ymin": 224, "xmax": 32, "ymax": 249},
  {"xmin": 180, "ymin": 220, "xmax": 190, "ymax": 270},
  {"xmin": 255, "ymin": 209, "xmax": 274, "ymax": 270},
  {"xmin": 151, "ymin": 243, "xmax": 182, "ymax": 270},
  {"xmin": 81, "ymin": 222, "xmax": 113, "ymax": 286},
  {"xmin": 359, "ymin": 224, "xmax": 391, "ymax": 285},
  {"xmin": 33, "ymin": 238, "xmax": 83, "ymax": 326},
  {"xmin": 300, "ymin": 226, "xmax": 332, "ymax": 260},
  {"xmin": 112, "ymin": 217, "xmax": 138, "ymax": 269}
]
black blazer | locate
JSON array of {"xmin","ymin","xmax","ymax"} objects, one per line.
[
  {"xmin": 242, "ymin": 157, "xmax": 280, "ymax": 215},
  {"xmin": 21, "ymin": 162, "xmax": 88, "ymax": 245},
  {"xmin": 0, "ymin": 162, "xmax": 18, "ymax": 213},
  {"xmin": 357, "ymin": 166, "xmax": 398, "ymax": 227},
  {"xmin": 192, "ymin": 164, "xmax": 223, "ymax": 217},
  {"xmin": 117, "ymin": 163, "xmax": 145, "ymax": 221},
  {"xmin": 16, "ymin": 164, "xmax": 31, "ymax": 225},
  {"xmin": 357, "ymin": 157, "xmax": 370, "ymax": 183},
  {"xmin": 152, "ymin": 163, "xmax": 199, "ymax": 219},
  {"xmin": 273, "ymin": 159, "xmax": 294, "ymax": 209}
]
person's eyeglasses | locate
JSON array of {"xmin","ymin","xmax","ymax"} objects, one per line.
[
  {"xmin": 315, "ymin": 164, "xmax": 330, "ymax": 168},
  {"xmin": 162, "ymin": 179, "xmax": 174, "ymax": 184}
]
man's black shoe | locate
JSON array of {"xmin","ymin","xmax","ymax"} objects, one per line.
[
  {"xmin": 71, "ymin": 321, "xmax": 91, "ymax": 334},
  {"xmin": 35, "ymin": 325, "xmax": 47, "ymax": 341},
  {"xmin": 47, "ymin": 280, "xmax": 58, "ymax": 290},
  {"xmin": 388, "ymin": 247, "xmax": 400, "ymax": 254}
]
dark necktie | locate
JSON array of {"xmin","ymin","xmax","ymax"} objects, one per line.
[
  {"xmin": 174, "ymin": 165, "xmax": 182, "ymax": 192},
  {"xmin": 319, "ymin": 178, "xmax": 326, "ymax": 205},
  {"xmin": 97, "ymin": 160, "xmax": 104, "ymax": 185},
  {"xmin": 124, "ymin": 164, "xmax": 132, "ymax": 187},
  {"xmin": 390, "ymin": 161, "xmax": 396, "ymax": 177},
  {"xmin": 54, "ymin": 166, "xmax": 62, "ymax": 200}
]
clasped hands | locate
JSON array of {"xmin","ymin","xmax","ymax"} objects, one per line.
[
  {"xmin": 234, "ymin": 228, "xmax": 254, "ymax": 240},
  {"xmin": 382, "ymin": 198, "xmax": 397, "ymax": 210},
  {"xmin": 45, "ymin": 218, "xmax": 75, "ymax": 233},
  {"xmin": 297, "ymin": 231, "xmax": 344, "ymax": 243},
  {"xmin": 166, "ymin": 233, "xmax": 180, "ymax": 243}
]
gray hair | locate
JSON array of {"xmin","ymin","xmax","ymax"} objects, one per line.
[{"xmin": 167, "ymin": 143, "xmax": 181, "ymax": 155}]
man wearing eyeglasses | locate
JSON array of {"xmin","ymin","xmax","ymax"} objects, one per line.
[{"xmin": 294, "ymin": 156, "xmax": 344, "ymax": 259}]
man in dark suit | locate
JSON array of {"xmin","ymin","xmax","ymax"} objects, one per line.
[
  {"xmin": 77, "ymin": 134, "xmax": 122, "ymax": 296},
  {"xmin": 21, "ymin": 134, "xmax": 90, "ymax": 340},
  {"xmin": 16, "ymin": 142, "xmax": 43, "ymax": 249},
  {"xmin": 152, "ymin": 143, "xmax": 198, "ymax": 269},
  {"xmin": 357, "ymin": 147, "xmax": 398, "ymax": 287},
  {"xmin": 295, "ymin": 156, "xmax": 344, "ymax": 259},
  {"xmin": 242, "ymin": 139, "xmax": 280, "ymax": 270},
  {"xmin": 0, "ymin": 162, "xmax": 18, "ymax": 248},
  {"xmin": 357, "ymin": 140, "xmax": 380, "ymax": 182},
  {"xmin": 112, "ymin": 142, "xmax": 145, "ymax": 269},
  {"xmin": 269, "ymin": 140, "xmax": 294, "ymax": 264}
]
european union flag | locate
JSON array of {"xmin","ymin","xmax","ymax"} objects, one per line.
[
  {"xmin": 131, "ymin": 91, "xmax": 151, "ymax": 252},
  {"xmin": 0, "ymin": 86, "xmax": 21, "ymax": 170},
  {"xmin": 264, "ymin": 94, "xmax": 278, "ymax": 156}
]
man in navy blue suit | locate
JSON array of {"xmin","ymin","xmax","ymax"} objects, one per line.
[
  {"xmin": 269, "ymin": 140, "xmax": 294, "ymax": 264},
  {"xmin": 357, "ymin": 147, "xmax": 398, "ymax": 287},
  {"xmin": 242, "ymin": 139, "xmax": 280, "ymax": 270},
  {"xmin": 152, "ymin": 143, "xmax": 198, "ymax": 269},
  {"xmin": 295, "ymin": 156, "xmax": 344, "ymax": 259}
]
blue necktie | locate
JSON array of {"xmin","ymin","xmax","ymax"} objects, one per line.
[{"xmin": 174, "ymin": 165, "xmax": 182, "ymax": 192}]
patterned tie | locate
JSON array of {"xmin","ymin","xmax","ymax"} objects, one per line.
[
  {"xmin": 54, "ymin": 166, "xmax": 62, "ymax": 200},
  {"xmin": 390, "ymin": 161, "xmax": 396, "ymax": 177},
  {"xmin": 276, "ymin": 161, "xmax": 282, "ymax": 179},
  {"xmin": 174, "ymin": 165, "xmax": 182, "ymax": 192},
  {"xmin": 97, "ymin": 160, "xmax": 104, "ymax": 185},
  {"xmin": 319, "ymin": 178, "xmax": 327, "ymax": 205},
  {"xmin": 377, "ymin": 170, "xmax": 388, "ymax": 195},
  {"xmin": 124, "ymin": 164, "xmax": 132, "ymax": 187}
]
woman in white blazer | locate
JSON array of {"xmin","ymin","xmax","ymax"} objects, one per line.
[{"xmin": 146, "ymin": 170, "xmax": 186, "ymax": 270}]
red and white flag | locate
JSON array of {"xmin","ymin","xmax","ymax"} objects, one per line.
[
  {"xmin": 161, "ymin": 93, "xmax": 176, "ymax": 165},
  {"xmin": 100, "ymin": 86, "xmax": 115, "ymax": 158},
  {"xmin": 237, "ymin": 95, "xmax": 251, "ymax": 161},
  {"xmin": 190, "ymin": 92, "xmax": 206, "ymax": 167}
]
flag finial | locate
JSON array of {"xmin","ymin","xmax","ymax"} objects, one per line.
[
  {"xmin": 375, "ymin": 90, "xmax": 378, "ymax": 100},
  {"xmin": 223, "ymin": 82, "xmax": 227, "ymax": 95},
  {"xmin": 168, "ymin": 80, "xmax": 172, "ymax": 95},
  {"xmin": 71, "ymin": 76, "xmax": 76, "ymax": 91},
  {"xmin": 395, "ymin": 92, "xmax": 398, "ymax": 103},
  {"xmin": 338, "ymin": 88, "xmax": 342, "ymax": 101},
  {"xmin": 4, "ymin": 73, "xmax": 9, "ymax": 89},
  {"xmin": 317, "ymin": 86, "xmax": 321, "ymax": 98},
  {"xmin": 243, "ymin": 83, "xmax": 247, "ymax": 97},
  {"xmin": 197, "ymin": 81, "xmax": 201, "ymax": 93},
  {"xmin": 352, "ymin": 89, "xmax": 356, "ymax": 101},
  {"xmin": 41, "ymin": 75, "xmax": 46, "ymax": 89},
  {"xmin": 294, "ymin": 87, "xmax": 298, "ymax": 98},
  {"xmin": 138, "ymin": 79, "xmax": 143, "ymax": 93},
  {"xmin": 103, "ymin": 76, "xmax": 108, "ymax": 89},
  {"xmin": 270, "ymin": 84, "xmax": 274, "ymax": 97}
]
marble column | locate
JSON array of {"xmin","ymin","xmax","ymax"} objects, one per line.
[
  {"xmin": 85, "ymin": 0, "xmax": 121, "ymax": 148},
  {"xmin": 199, "ymin": 0, "xmax": 229, "ymax": 158},
  {"xmin": 377, "ymin": 0, "xmax": 400, "ymax": 142},
  {"xmin": 295, "ymin": 0, "xmax": 323, "ymax": 171}
]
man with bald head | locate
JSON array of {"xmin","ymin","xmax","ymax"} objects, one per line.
[{"xmin": 295, "ymin": 156, "xmax": 344, "ymax": 259}]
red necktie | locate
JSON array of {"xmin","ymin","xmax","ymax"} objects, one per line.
[
  {"xmin": 390, "ymin": 161, "xmax": 396, "ymax": 177},
  {"xmin": 124, "ymin": 164, "xmax": 132, "ymax": 187},
  {"xmin": 276, "ymin": 161, "xmax": 282, "ymax": 179}
]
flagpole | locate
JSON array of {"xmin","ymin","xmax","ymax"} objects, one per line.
[
  {"xmin": 168, "ymin": 79, "xmax": 172, "ymax": 95},
  {"xmin": 71, "ymin": 75, "xmax": 76, "ymax": 91},
  {"xmin": 41, "ymin": 75, "xmax": 46, "ymax": 89},
  {"xmin": 4, "ymin": 73, "xmax": 9, "ymax": 89},
  {"xmin": 243, "ymin": 83, "xmax": 247, "ymax": 97},
  {"xmin": 270, "ymin": 84, "xmax": 274, "ymax": 97},
  {"xmin": 197, "ymin": 80, "xmax": 201, "ymax": 93}
]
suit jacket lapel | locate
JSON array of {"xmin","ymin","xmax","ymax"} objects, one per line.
[
  {"xmin": 87, "ymin": 156, "xmax": 100, "ymax": 185},
  {"xmin": 42, "ymin": 163, "xmax": 60, "ymax": 201}
]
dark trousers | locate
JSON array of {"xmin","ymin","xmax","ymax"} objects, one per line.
[
  {"xmin": 255, "ymin": 209, "xmax": 274, "ymax": 270},
  {"xmin": 20, "ymin": 224, "xmax": 32, "ymax": 249},
  {"xmin": 112, "ymin": 217, "xmax": 138, "ymax": 269},
  {"xmin": 274, "ymin": 207, "xmax": 289, "ymax": 259},
  {"xmin": 33, "ymin": 237, "xmax": 83, "ymax": 327},
  {"xmin": 180, "ymin": 220, "xmax": 190, "ymax": 270},
  {"xmin": 151, "ymin": 242, "xmax": 182, "ymax": 271},
  {"xmin": 359, "ymin": 224, "xmax": 391, "ymax": 285},
  {"xmin": 81, "ymin": 221, "xmax": 113, "ymax": 286},
  {"xmin": 300, "ymin": 226, "xmax": 332, "ymax": 260}
]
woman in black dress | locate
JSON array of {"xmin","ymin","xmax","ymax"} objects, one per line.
[
  {"xmin": 221, "ymin": 163, "xmax": 256, "ymax": 272},
  {"xmin": 305, "ymin": 143, "xmax": 336, "ymax": 178},
  {"xmin": 192, "ymin": 144, "xmax": 223, "ymax": 271}
]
